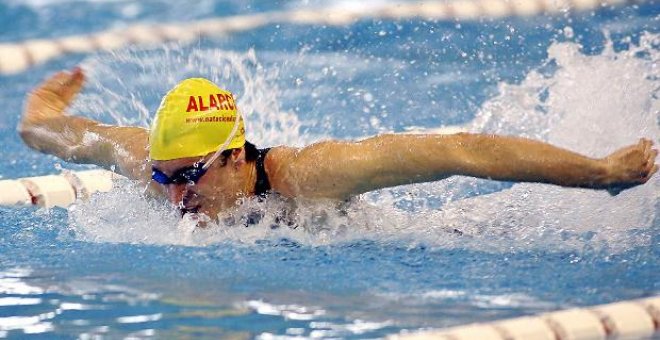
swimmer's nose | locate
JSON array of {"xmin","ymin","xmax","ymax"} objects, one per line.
[{"xmin": 166, "ymin": 184, "xmax": 185, "ymax": 206}]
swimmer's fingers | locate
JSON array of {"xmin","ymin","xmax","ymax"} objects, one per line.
[
  {"xmin": 645, "ymin": 147, "xmax": 657, "ymax": 167},
  {"xmin": 636, "ymin": 141, "xmax": 655, "ymax": 182},
  {"xmin": 39, "ymin": 67, "xmax": 85, "ymax": 100},
  {"xmin": 39, "ymin": 70, "xmax": 73, "ymax": 94},
  {"xmin": 27, "ymin": 67, "xmax": 85, "ymax": 117},
  {"xmin": 641, "ymin": 138, "xmax": 657, "ymax": 177},
  {"xmin": 57, "ymin": 67, "xmax": 84, "ymax": 104},
  {"xmin": 642, "ymin": 138, "xmax": 652, "ymax": 158},
  {"xmin": 641, "ymin": 163, "xmax": 658, "ymax": 184},
  {"xmin": 642, "ymin": 139, "xmax": 656, "ymax": 163},
  {"xmin": 603, "ymin": 139, "xmax": 656, "ymax": 195}
]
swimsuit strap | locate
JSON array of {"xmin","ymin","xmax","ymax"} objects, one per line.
[{"xmin": 254, "ymin": 148, "xmax": 272, "ymax": 197}]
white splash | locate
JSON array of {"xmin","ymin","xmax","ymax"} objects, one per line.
[{"xmin": 428, "ymin": 32, "xmax": 660, "ymax": 253}]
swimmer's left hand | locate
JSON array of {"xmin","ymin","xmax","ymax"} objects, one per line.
[{"xmin": 602, "ymin": 138, "xmax": 658, "ymax": 195}]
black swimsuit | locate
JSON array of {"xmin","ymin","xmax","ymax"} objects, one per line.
[
  {"xmin": 242, "ymin": 148, "xmax": 272, "ymax": 226},
  {"xmin": 254, "ymin": 148, "xmax": 271, "ymax": 197}
]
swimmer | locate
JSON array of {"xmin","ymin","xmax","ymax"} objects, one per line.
[{"xmin": 19, "ymin": 68, "xmax": 658, "ymax": 219}]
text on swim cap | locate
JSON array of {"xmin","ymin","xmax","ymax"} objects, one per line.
[
  {"xmin": 186, "ymin": 94, "xmax": 236, "ymax": 112},
  {"xmin": 185, "ymin": 116, "xmax": 237, "ymax": 123}
]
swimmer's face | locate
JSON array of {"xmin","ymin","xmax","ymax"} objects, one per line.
[{"xmin": 151, "ymin": 151, "xmax": 244, "ymax": 218}]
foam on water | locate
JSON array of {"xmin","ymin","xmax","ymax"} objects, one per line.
[
  {"xmin": 68, "ymin": 33, "xmax": 659, "ymax": 253},
  {"xmin": 440, "ymin": 32, "xmax": 660, "ymax": 253}
]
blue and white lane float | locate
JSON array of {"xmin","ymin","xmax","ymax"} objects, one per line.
[
  {"xmin": 0, "ymin": 169, "xmax": 115, "ymax": 208},
  {"xmin": 0, "ymin": 0, "xmax": 646, "ymax": 75},
  {"xmin": 392, "ymin": 296, "xmax": 660, "ymax": 340}
]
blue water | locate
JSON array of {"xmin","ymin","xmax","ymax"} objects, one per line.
[{"xmin": 1, "ymin": 0, "xmax": 659, "ymax": 338}]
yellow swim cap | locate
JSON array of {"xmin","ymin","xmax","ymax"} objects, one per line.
[{"xmin": 149, "ymin": 78, "xmax": 245, "ymax": 161}]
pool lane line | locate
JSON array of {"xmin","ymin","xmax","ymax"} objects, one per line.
[
  {"xmin": 0, "ymin": 0, "xmax": 647, "ymax": 75},
  {"xmin": 391, "ymin": 295, "xmax": 660, "ymax": 340},
  {"xmin": 0, "ymin": 169, "xmax": 116, "ymax": 208}
]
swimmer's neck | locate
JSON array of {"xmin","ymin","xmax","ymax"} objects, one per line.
[
  {"xmin": 242, "ymin": 159, "xmax": 258, "ymax": 196},
  {"xmin": 210, "ymin": 158, "xmax": 259, "ymax": 209}
]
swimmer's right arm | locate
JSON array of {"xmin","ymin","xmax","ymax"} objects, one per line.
[{"xmin": 19, "ymin": 68, "xmax": 152, "ymax": 183}]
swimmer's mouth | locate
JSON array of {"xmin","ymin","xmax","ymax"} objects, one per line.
[{"xmin": 180, "ymin": 206, "xmax": 200, "ymax": 217}]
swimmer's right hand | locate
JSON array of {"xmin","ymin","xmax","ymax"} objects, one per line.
[
  {"xmin": 18, "ymin": 67, "xmax": 149, "ymax": 182},
  {"xmin": 21, "ymin": 67, "xmax": 85, "ymax": 128},
  {"xmin": 19, "ymin": 67, "xmax": 97, "ymax": 160},
  {"xmin": 602, "ymin": 138, "xmax": 658, "ymax": 195}
]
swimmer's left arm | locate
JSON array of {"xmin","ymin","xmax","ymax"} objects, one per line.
[{"xmin": 270, "ymin": 133, "xmax": 657, "ymax": 199}]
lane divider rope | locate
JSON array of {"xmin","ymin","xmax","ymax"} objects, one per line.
[
  {"xmin": 391, "ymin": 295, "xmax": 660, "ymax": 340},
  {"xmin": 0, "ymin": 169, "xmax": 116, "ymax": 208},
  {"xmin": 0, "ymin": 0, "xmax": 643, "ymax": 75}
]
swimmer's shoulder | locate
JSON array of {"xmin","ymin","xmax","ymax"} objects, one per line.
[
  {"xmin": 263, "ymin": 142, "xmax": 352, "ymax": 199},
  {"xmin": 262, "ymin": 146, "xmax": 299, "ymax": 198}
]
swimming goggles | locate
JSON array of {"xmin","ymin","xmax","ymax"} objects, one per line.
[
  {"xmin": 151, "ymin": 109, "xmax": 243, "ymax": 185},
  {"xmin": 151, "ymin": 162, "xmax": 208, "ymax": 185}
]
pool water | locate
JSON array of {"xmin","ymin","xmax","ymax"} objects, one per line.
[{"xmin": 0, "ymin": 0, "xmax": 659, "ymax": 338}]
